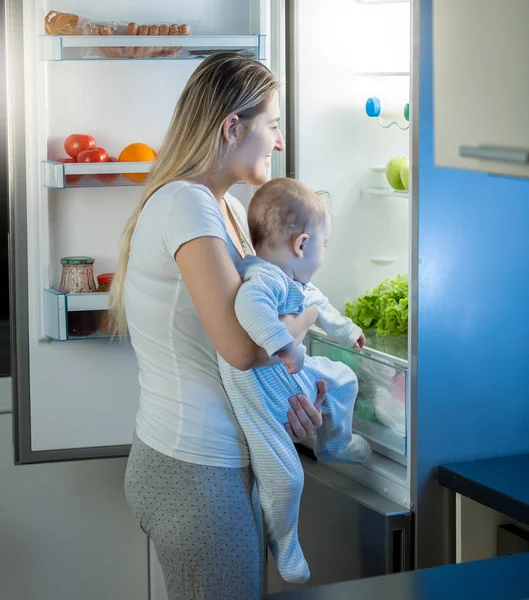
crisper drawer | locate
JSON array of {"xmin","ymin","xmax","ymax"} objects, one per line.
[{"xmin": 308, "ymin": 332, "xmax": 407, "ymax": 456}]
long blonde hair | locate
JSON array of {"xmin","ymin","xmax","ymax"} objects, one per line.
[{"xmin": 110, "ymin": 52, "xmax": 279, "ymax": 334}]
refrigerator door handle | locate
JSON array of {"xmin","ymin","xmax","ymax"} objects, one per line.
[{"xmin": 459, "ymin": 145, "xmax": 529, "ymax": 164}]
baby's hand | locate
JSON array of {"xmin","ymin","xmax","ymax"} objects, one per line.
[
  {"xmin": 353, "ymin": 332, "xmax": 366, "ymax": 349},
  {"xmin": 277, "ymin": 342, "xmax": 305, "ymax": 375}
]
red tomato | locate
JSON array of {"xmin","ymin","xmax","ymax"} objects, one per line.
[
  {"xmin": 57, "ymin": 158, "xmax": 81, "ymax": 185},
  {"xmin": 64, "ymin": 134, "xmax": 96, "ymax": 159},
  {"xmin": 95, "ymin": 157, "xmax": 120, "ymax": 185},
  {"xmin": 76, "ymin": 147, "xmax": 109, "ymax": 163}
]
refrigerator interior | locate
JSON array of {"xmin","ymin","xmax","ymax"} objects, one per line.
[
  {"xmin": 292, "ymin": 0, "xmax": 411, "ymax": 507},
  {"xmin": 13, "ymin": 0, "xmax": 413, "ymax": 492},
  {"xmin": 15, "ymin": 0, "xmax": 271, "ymax": 460}
]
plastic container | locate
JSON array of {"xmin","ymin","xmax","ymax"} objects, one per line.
[
  {"xmin": 59, "ymin": 256, "xmax": 98, "ymax": 337},
  {"xmin": 97, "ymin": 273, "xmax": 114, "ymax": 335},
  {"xmin": 365, "ymin": 97, "xmax": 409, "ymax": 130},
  {"xmin": 369, "ymin": 165, "xmax": 390, "ymax": 189}
]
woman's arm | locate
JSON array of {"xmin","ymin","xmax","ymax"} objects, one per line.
[
  {"xmin": 177, "ymin": 236, "xmax": 326, "ymax": 439},
  {"xmin": 176, "ymin": 237, "xmax": 318, "ymax": 370},
  {"xmin": 176, "ymin": 236, "xmax": 266, "ymax": 371}
]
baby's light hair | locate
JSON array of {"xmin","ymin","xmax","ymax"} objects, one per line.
[{"xmin": 248, "ymin": 177, "xmax": 330, "ymax": 250}]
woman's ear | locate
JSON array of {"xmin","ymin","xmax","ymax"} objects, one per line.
[
  {"xmin": 222, "ymin": 113, "xmax": 241, "ymax": 146},
  {"xmin": 292, "ymin": 233, "xmax": 309, "ymax": 258}
]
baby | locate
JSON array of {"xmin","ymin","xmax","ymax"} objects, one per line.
[{"xmin": 218, "ymin": 177, "xmax": 371, "ymax": 585}]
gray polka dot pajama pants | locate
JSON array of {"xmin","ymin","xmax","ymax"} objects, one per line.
[{"xmin": 124, "ymin": 434, "xmax": 264, "ymax": 600}]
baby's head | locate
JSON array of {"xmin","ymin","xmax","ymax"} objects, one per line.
[{"xmin": 248, "ymin": 177, "xmax": 331, "ymax": 284}]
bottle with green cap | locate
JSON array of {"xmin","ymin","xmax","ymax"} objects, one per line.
[{"xmin": 365, "ymin": 97, "xmax": 410, "ymax": 130}]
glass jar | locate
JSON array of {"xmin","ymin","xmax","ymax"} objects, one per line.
[
  {"xmin": 97, "ymin": 272, "xmax": 114, "ymax": 335},
  {"xmin": 59, "ymin": 256, "xmax": 97, "ymax": 337}
]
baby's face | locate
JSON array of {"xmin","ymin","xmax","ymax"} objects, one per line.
[{"xmin": 294, "ymin": 213, "xmax": 331, "ymax": 284}]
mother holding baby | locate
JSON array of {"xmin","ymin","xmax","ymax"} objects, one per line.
[{"xmin": 109, "ymin": 52, "xmax": 327, "ymax": 599}]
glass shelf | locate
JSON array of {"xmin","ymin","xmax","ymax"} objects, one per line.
[
  {"xmin": 41, "ymin": 34, "xmax": 266, "ymax": 61},
  {"xmin": 308, "ymin": 329, "xmax": 407, "ymax": 456},
  {"xmin": 362, "ymin": 187, "xmax": 409, "ymax": 199},
  {"xmin": 42, "ymin": 160, "xmax": 153, "ymax": 188},
  {"xmin": 44, "ymin": 288, "xmax": 115, "ymax": 341}
]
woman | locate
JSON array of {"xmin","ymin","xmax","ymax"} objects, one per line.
[{"xmin": 110, "ymin": 52, "xmax": 326, "ymax": 599}]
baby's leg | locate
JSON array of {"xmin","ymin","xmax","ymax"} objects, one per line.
[
  {"xmin": 253, "ymin": 440, "xmax": 308, "ymax": 584},
  {"xmin": 307, "ymin": 357, "xmax": 372, "ymax": 464},
  {"xmin": 226, "ymin": 366, "xmax": 310, "ymax": 584}
]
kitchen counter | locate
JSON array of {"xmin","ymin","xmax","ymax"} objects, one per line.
[
  {"xmin": 266, "ymin": 553, "xmax": 529, "ymax": 599},
  {"xmin": 438, "ymin": 453, "xmax": 529, "ymax": 524}
]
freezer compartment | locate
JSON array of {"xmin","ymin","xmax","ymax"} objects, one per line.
[
  {"xmin": 308, "ymin": 330, "xmax": 407, "ymax": 455},
  {"xmin": 43, "ymin": 288, "xmax": 116, "ymax": 341},
  {"xmin": 41, "ymin": 35, "xmax": 266, "ymax": 61},
  {"xmin": 266, "ymin": 454, "xmax": 411, "ymax": 594}
]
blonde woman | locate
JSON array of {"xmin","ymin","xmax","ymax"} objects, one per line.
[{"xmin": 110, "ymin": 52, "xmax": 326, "ymax": 599}]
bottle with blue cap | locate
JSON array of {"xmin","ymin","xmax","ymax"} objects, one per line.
[{"xmin": 365, "ymin": 97, "xmax": 409, "ymax": 130}]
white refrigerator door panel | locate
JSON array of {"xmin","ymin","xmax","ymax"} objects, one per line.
[
  {"xmin": 293, "ymin": 0, "xmax": 410, "ymax": 311},
  {"xmin": 13, "ymin": 0, "xmax": 271, "ymax": 460}
]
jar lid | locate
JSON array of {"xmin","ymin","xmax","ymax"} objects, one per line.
[
  {"xmin": 97, "ymin": 272, "xmax": 115, "ymax": 284},
  {"xmin": 60, "ymin": 256, "xmax": 95, "ymax": 265}
]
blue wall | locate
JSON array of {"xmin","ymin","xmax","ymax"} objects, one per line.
[{"xmin": 414, "ymin": 0, "xmax": 529, "ymax": 567}]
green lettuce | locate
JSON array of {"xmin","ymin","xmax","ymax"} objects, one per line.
[{"xmin": 345, "ymin": 274, "xmax": 408, "ymax": 337}]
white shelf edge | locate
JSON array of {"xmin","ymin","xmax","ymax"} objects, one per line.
[
  {"xmin": 49, "ymin": 159, "xmax": 152, "ymax": 175},
  {"xmin": 371, "ymin": 256, "xmax": 399, "ymax": 264},
  {"xmin": 58, "ymin": 34, "xmax": 263, "ymax": 49},
  {"xmin": 355, "ymin": 0, "xmax": 409, "ymax": 4},
  {"xmin": 358, "ymin": 71, "xmax": 410, "ymax": 76},
  {"xmin": 41, "ymin": 34, "xmax": 266, "ymax": 61},
  {"xmin": 41, "ymin": 160, "xmax": 251, "ymax": 189},
  {"xmin": 41, "ymin": 160, "xmax": 153, "ymax": 188},
  {"xmin": 362, "ymin": 187, "xmax": 409, "ymax": 199}
]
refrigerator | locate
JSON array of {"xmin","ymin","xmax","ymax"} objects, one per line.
[{"xmin": 7, "ymin": 0, "xmax": 418, "ymax": 595}]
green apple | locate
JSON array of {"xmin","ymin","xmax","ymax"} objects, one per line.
[
  {"xmin": 385, "ymin": 157, "xmax": 407, "ymax": 191},
  {"xmin": 400, "ymin": 159, "xmax": 410, "ymax": 190}
]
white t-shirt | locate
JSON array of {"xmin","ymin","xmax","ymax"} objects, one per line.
[{"xmin": 125, "ymin": 181, "xmax": 252, "ymax": 467}]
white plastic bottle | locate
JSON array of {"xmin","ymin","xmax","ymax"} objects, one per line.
[{"xmin": 365, "ymin": 97, "xmax": 409, "ymax": 130}]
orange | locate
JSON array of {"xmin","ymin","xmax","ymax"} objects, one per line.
[{"xmin": 118, "ymin": 143, "xmax": 157, "ymax": 184}]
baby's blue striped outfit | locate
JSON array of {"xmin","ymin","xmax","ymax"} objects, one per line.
[{"xmin": 218, "ymin": 256, "xmax": 371, "ymax": 584}]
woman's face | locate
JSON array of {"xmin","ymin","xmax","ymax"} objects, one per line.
[{"xmin": 228, "ymin": 91, "xmax": 285, "ymax": 185}]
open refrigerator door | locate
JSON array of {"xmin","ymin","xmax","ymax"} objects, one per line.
[
  {"xmin": 288, "ymin": 0, "xmax": 412, "ymax": 506},
  {"xmin": 9, "ymin": 0, "xmax": 281, "ymax": 463}
]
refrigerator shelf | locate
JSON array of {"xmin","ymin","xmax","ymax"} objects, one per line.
[
  {"xmin": 42, "ymin": 159, "xmax": 153, "ymax": 188},
  {"xmin": 308, "ymin": 329, "xmax": 407, "ymax": 456},
  {"xmin": 358, "ymin": 71, "xmax": 410, "ymax": 77},
  {"xmin": 41, "ymin": 160, "xmax": 250, "ymax": 189},
  {"xmin": 362, "ymin": 187, "xmax": 409, "ymax": 199},
  {"xmin": 355, "ymin": 0, "xmax": 409, "ymax": 4},
  {"xmin": 41, "ymin": 34, "xmax": 266, "ymax": 61},
  {"xmin": 44, "ymin": 288, "xmax": 115, "ymax": 341}
]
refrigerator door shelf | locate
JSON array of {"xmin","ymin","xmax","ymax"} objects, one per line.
[
  {"xmin": 43, "ymin": 288, "xmax": 116, "ymax": 341},
  {"xmin": 40, "ymin": 34, "xmax": 266, "ymax": 61},
  {"xmin": 362, "ymin": 187, "xmax": 410, "ymax": 199},
  {"xmin": 42, "ymin": 160, "xmax": 152, "ymax": 189},
  {"xmin": 41, "ymin": 160, "xmax": 250, "ymax": 189},
  {"xmin": 308, "ymin": 329, "xmax": 408, "ymax": 456},
  {"xmin": 355, "ymin": 0, "xmax": 409, "ymax": 4}
]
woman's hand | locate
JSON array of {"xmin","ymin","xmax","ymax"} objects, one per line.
[{"xmin": 285, "ymin": 380, "xmax": 327, "ymax": 442}]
